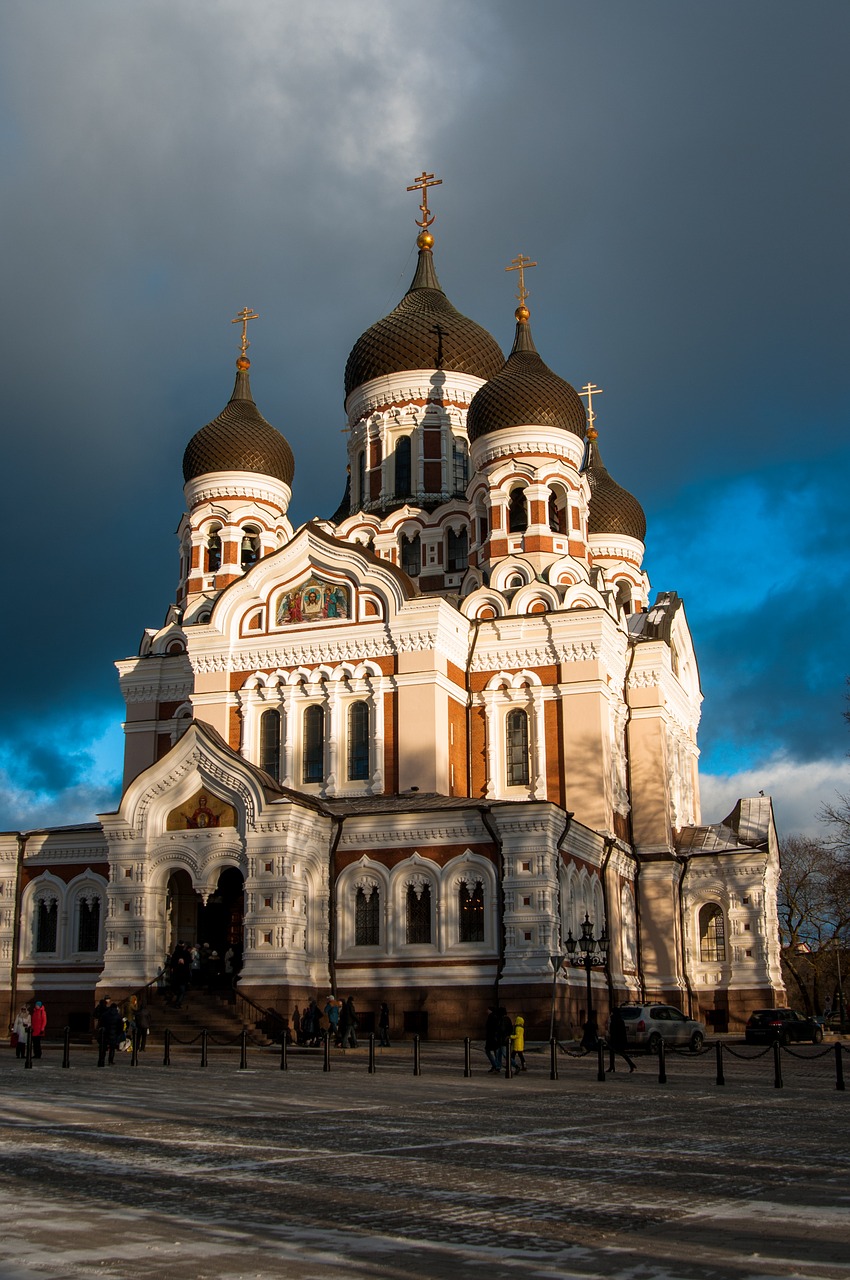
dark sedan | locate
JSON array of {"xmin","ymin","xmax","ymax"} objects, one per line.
[{"xmin": 745, "ymin": 1008, "xmax": 824, "ymax": 1045}]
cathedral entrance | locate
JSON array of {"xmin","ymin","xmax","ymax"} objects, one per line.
[
  {"xmin": 166, "ymin": 869, "xmax": 198, "ymax": 952},
  {"xmin": 197, "ymin": 867, "xmax": 244, "ymax": 966}
]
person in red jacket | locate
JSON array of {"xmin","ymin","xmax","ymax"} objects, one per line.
[{"xmin": 30, "ymin": 1001, "xmax": 47, "ymax": 1059}]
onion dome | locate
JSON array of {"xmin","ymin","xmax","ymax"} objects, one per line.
[
  {"xmin": 584, "ymin": 428, "xmax": 646, "ymax": 541},
  {"xmin": 466, "ymin": 310, "xmax": 587, "ymax": 442},
  {"xmin": 183, "ymin": 357, "xmax": 295, "ymax": 486},
  {"xmin": 344, "ymin": 240, "xmax": 504, "ymax": 398}
]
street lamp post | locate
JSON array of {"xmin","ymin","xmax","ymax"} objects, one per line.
[
  {"xmin": 549, "ymin": 951, "xmax": 566, "ymax": 1043},
  {"xmin": 564, "ymin": 913, "xmax": 609, "ymax": 1028}
]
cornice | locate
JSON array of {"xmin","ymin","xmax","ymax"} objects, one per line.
[
  {"xmin": 345, "ymin": 371, "xmax": 485, "ymax": 425},
  {"xmin": 184, "ymin": 471, "xmax": 292, "ymax": 512}
]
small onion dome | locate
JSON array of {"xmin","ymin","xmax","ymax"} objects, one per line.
[
  {"xmin": 584, "ymin": 429, "xmax": 646, "ymax": 542},
  {"xmin": 466, "ymin": 314, "xmax": 587, "ymax": 442},
  {"xmin": 183, "ymin": 358, "xmax": 295, "ymax": 486},
  {"xmin": 344, "ymin": 245, "xmax": 503, "ymax": 398}
]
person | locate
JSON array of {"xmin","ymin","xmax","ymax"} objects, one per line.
[
  {"xmin": 170, "ymin": 945, "xmax": 189, "ymax": 1007},
  {"xmin": 484, "ymin": 1007, "xmax": 502, "ymax": 1072},
  {"xmin": 99, "ymin": 997, "xmax": 124, "ymax": 1065},
  {"xmin": 580, "ymin": 1011, "xmax": 599, "ymax": 1055},
  {"xmin": 497, "ymin": 1007, "xmax": 514, "ymax": 1074},
  {"xmin": 12, "ymin": 1005, "xmax": 31, "ymax": 1059},
  {"xmin": 224, "ymin": 946, "xmax": 236, "ymax": 987},
  {"xmin": 30, "ymin": 1000, "xmax": 47, "ymax": 1059},
  {"xmin": 339, "ymin": 996, "xmax": 358, "ymax": 1049},
  {"xmin": 606, "ymin": 1007, "xmax": 637, "ymax": 1073},
  {"xmin": 291, "ymin": 1004, "xmax": 303, "ymax": 1045},
  {"xmin": 305, "ymin": 997, "xmax": 322, "ymax": 1046},
  {"xmin": 823, "ymin": 996, "xmax": 833, "ymax": 1020},
  {"xmin": 378, "ymin": 1001, "xmax": 391, "ymax": 1048},
  {"xmin": 511, "ymin": 1013, "xmax": 527, "ymax": 1071},
  {"xmin": 135, "ymin": 1002, "xmax": 151, "ymax": 1051},
  {"xmin": 324, "ymin": 995, "xmax": 340, "ymax": 1045}
]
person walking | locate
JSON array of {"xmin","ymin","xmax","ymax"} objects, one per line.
[
  {"xmin": 30, "ymin": 1001, "xmax": 47, "ymax": 1059},
  {"xmin": 606, "ymin": 1007, "xmax": 636, "ymax": 1073},
  {"xmin": 498, "ymin": 1007, "xmax": 514, "ymax": 1075},
  {"xmin": 324, "ymin": 996, "xmax": 340, "ymax": 1045},
  {"xmin": 99, "ymin": 998, "xmax": 124, "ymax": 1065},
  {"xmin": 12, "ymin": 1005, "xmax": 31, "ymax": 1059},
  {"xmin": 484, "ymin": 1007, "xmax": 501, "ymax": 1072},
  {"xmin": 511, "ymin": 1014, "xmax": 527, "ymax": 1071},
  {"xmin": 339, "ymin": 996, "xmax": 358, "ymax": 1049},
  {"xmin": 377, "ymin": 1001, "xmax": 391, "ymax": 1047},
  {"xmin": 579, "ymin": 1011, "xmax": 599, "ymax": 1055},
  {"xmin": 135, "ymin": 1002, "xmax": 151, "ymax": 1051}
]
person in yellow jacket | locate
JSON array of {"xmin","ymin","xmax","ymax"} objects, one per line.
[{"xmin": 511, "ymin": 1014, "xmax": 527, "ymax": 1071}]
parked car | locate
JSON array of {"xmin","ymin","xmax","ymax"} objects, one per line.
[
  {"xmin": 744, "ymin": 1008, "xmax": 824, "ymax": 1045},
  {"xmin": 618, "ymin": 1003, "xmax": 706, "ymax": 1053}
]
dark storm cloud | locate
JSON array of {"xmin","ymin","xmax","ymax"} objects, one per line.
[{"xmin": 0, "ymin": 0, "xmax": 847, "ymax": 829}]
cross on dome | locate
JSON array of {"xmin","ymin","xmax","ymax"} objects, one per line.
[
  {"xmin": 580, "ymin": 381, "xmax": 603, "ymax": 434},
  {"xmin": 232, "ymin": 307, "xmax": 259, "ymax": 359},
  {"xmin": 505, "ymin": 253, "xmax": 537, "ymax": 307},
  {"xmin": 406, "ymin": 170, "xmax": 442, "ymax": 242}
]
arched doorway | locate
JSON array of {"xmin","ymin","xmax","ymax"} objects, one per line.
[
  {"xmin": 166, "ymin": 869, "xmax": 198, "ymax": 953},
  {"xmin": 198, "ymin": 867, "xmax": 244, "ymax": 964}
]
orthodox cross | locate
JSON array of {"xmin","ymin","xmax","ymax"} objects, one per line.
[
  {"xmin": 232, "ymin": 307, "xmax": 259, "ymax": 357},
  {"xmin": 505, "ymin": 253, "xmax": 537, "ymax": 306},
  {"xmin": 580, "ymin": 382, "xmax": 603, "ymax": 430},
  {"xmin": 406, "ymin": 171, "xmax": 442, "ymax": 229}
]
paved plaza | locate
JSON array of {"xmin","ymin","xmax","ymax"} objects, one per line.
[{"xmin": 1, "ymin": 1040, "xmax": 848, "ymax": 1280}]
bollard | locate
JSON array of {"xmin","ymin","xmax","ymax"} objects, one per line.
[
  {"xmin": 62, "ymin": 1026, "xmax": 71, "ymax": 1070},
  {"xmin": 200, "ymin": 1029, "xmax": 208, "ymax": 1069},
  {"xmin": 368, "ymin": 1033, "xmax": 376, "ymax": 1074},
  {"xmin": 97, "ymin": 1027, "xmax": 107, "ymax": 1069},
  {"xmin": 773, "ymin": 1039, "xmax": 783, "ymax": 1089},
  {"xmin": 280, "ymin": 1033, "xmax": 288, "ymax": 1072},
  {"xmin": 24, "ymin": 1027, "xmax": 33, "ymax": 1070},
  {"xmin": 130, "ymin": 1026, "xmax": 139, "ymax": 1068},
  {"xmin": 323, "ymin": 1030, "xmax": 331, "ymax": 1072},
  {"xmin": 413, "ymin": 1034, "xmax": 421, "ymax": 1076},
  {"xmin": 658, "ymin": 1039, "xmax": 667, "ymax": 1085},
  {"xmin": 597, "ymin": 1039, "xmax": 606, "ymax": 1083},
  {"xmin": 715, "ymin": 1040, "xmax": 725, "ymax": 1086},
  {"xmin": 239, "ymin": 1029, "xmax": 248, "ymax": 1070},
  {"xmin": 163, "ymin": 1028, "xmax": 171, "ymax": 1067},
  {"xmin": 549, "ymin": 1037, "xmax": 559, "ymax": 1081},
  {"xmin": 464, "ymin": 1037, "xmax": 472, "ymax": 1078},
  {"xmin": 505, "ymin": 1040, "xmax": 513, "ymax": 1079},
  {"xmin": 836, "ymin": 1042, "xmax": 845, "ymax": 1092}
]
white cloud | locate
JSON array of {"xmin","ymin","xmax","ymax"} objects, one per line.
[{"xmin": 700, "ymin": 754, "xmax": 850, "ymax": 841}]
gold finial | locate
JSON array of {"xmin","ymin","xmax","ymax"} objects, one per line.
[
  {"xmin": 407, "ymin": 170, "xmax": 442, "ymax": 244},
  {"xmin": 506, "ymin": 253, "xmax": 538, "ymax": 322},
  {"xmin": 232, "ymin": 307, "xmax": 259, "ymax": 363},
  {"xmin": 580, "ymin": 382, "xmax": 603, "ymax": 436}
]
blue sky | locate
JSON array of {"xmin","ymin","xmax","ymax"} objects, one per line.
[{"xmin": 1, "ymin": 0, "xmax": 847, "ymax": 839}]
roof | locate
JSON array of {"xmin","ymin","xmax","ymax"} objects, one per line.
[
  {"xmin": 183, "ymin": 364, "xmax": 295, "ymax": 486},
  {"xmin": 584, "ymin": 435, "xmax": 646, "ymax": 541},
  {"xmin": 344, "ymin": 248, "xmax": 504, "ymax": 398},
  {"xmin": 676, "ymin": 798, "xmax": 775, "ymax": 854},
  {"xmin": 466, "ymin": 318, "xmax": 587, "ymax": 442}
]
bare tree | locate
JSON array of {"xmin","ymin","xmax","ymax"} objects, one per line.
[{"xmin": 778, "ymin": 835, "xmax": 850, "ymax": 1015}]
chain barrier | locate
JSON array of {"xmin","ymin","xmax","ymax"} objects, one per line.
[
  {"xmin": 722, "ymin": 1042, "xmax": 775, "ymax": 1059},
  {"xmin": 782, "ymin": 1043, "xmax": 835, "ymax": 1059}
]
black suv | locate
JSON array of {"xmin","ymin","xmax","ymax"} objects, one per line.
[{"xmin": 744, "ymin": 1008, "xmax": 824, "ymax": 1045}]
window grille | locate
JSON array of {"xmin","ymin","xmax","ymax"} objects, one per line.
[
  {"xmin": 355, "ymin": 886, "xmax": 380, "ymax": 946},
  {"xmin": 260, "ymin": 708, "xmax": 281, "ymax": 780},
  {"xmin": 395, "ymin": 436, "xmax": 412, "ymax": 498},
  {"xmin": 406, "ymin": 883, "xmax": 432, "ymax": 944},
  {"xmin": 446, "ymin": 527, "xmax": 468, "ymax": 573},
  {"xmin": 401, "ymin": 533, "xmax": 421, "ymax": 577},
  {"xmin": 452, "ymin": 441, "xmax": 468, "ymax": 496},
  {"xmin": 506, "ymin": 708, "xmax": 530, "ymax": 786},
  {"xmin": 699, "ymin": 904, "xmax": 726, "ymax": 962},
  {"xmin": 348, "ymin": 701, "xmax": 370, "ymax": 781},
  {"xmin": 36, "ymin": 899, "xmax": 58, "ymax": 953},
  {"xmin": 78, "ymin": 898, "xmax": 100, "ymax": 952},
  {"xmin": 459, "ymin": 880, "xmax": 485, "ymax": 942},
  {"xmin": 303, "ymin": 705, "xmax": 325, "ymax": 784}
]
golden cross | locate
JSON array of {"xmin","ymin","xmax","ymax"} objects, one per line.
[
  {"xmin": 505, "ymin": 253, "xmax": 538, "ymax": 306},
  {"xmin": 406, "ymin": 170, "xmax": 442, "ymax": 229},
  {"xmin": 232, "ymin": 307, "xmax": 259, "ymax": 358},
  {"xmin": 580, "ymin": 382, "xmax": 604, "ymax": 429}
]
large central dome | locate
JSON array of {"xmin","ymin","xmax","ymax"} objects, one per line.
[{"xmin": 344, "ymin": 246, "xmax": 504, "ymax": 398}]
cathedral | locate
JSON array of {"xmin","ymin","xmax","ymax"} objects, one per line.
[{"xmin": 0, "ymin": 177, "xmax": 785, "ymax": 1039}]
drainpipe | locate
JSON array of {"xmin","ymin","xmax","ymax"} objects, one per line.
[
  {"xmin": 465, "ymin": 618, "xmax": 483, "ymax": 798},
  {"xmin": 327, "ymin": 815, "xmax": 345, "ymax": 997},
  {"xmin": 677, "ymin": 854, "xmax": 695, "ymax": 1017},
  {"xmin": 9, "ymin": 834, "xmax": 27, "ymax": 1025},
  {"xmin": 478, "ymin": 805, "xmax": 504, "ymax": 1008},
  {"xmin": 632, "ymin": 853, "xmax": 647, "ymax": 1003}
]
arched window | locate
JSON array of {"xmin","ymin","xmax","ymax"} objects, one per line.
[
  {"xmin": 401, "ymin": 533, "xmax": 421, "ymax": 577},
  {"xmin": 241, "ymin": 527, "xmax": 260, "ymax": 570},
  {"xmin": 207, "ymin": 527, "xmax": 222, "ymax": 573},
  {"xmin": 395, "ymin": 436, "xmax": 412, "ymax": 499},
  {"xmin": 77, "ymin": 897, "xmax": 101, "ymax": 952},
  {"xmin": 303, "ymin": 705, "xmax": 325, "ymax": 784},
  {"xmin": 452, "ymin": 440, "xmax": 468, "ymax": 496},
  {"xmin": 355, "ymin": 885, "xmax": 380, "ymax": 946},
  {"xmin": 36, "ymin": 899, "xmax": 58, "ymax": 953},
  {"xmin": 548, "ymin": 492, "xmax": 567, "ymax": 534},
  {"xmin": 699, "ymin": 904, "xmax": 726, "ymax": 962},
  {"xmin": 615, "ymin": 581, "xmax": 632, "ymax": 615},
  {"xmin": 357, "ymin": 450, "xmax": 366, "ymax": 509},
  {"xmin": 508, "ymin": 488, "xmax": 528, "ymax": 533},
  {"xmin": 260, "ymin": 708, "xmax": 281, "ymax": 780},
  {"xmin": 506, "ymin": 708, "xmax": 530, "ymax": 787},
  {"xmin": 406, "ymin": 883, "xmax": 432, "ymax": 944},
  {"xmin": 446, "ymin": 527, "xmax": 468, "ymax": 573},
  {"xmin": 459, "ymin": 880, "xmax": 485, "ymax": 942},
  {"xmin": 348, "ymin": 701, "xmax": 370, "ymax": 781}
]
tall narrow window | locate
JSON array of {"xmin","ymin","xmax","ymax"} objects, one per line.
[
  {"xmin": 506, "ymin": 708, "xmax": 530, "ymax": 787},
  {"xmin": 459, "ymin": 880, "xmax": 485, "ymax": 942},
  {"xmin": 549, "ymin": 493, "xmax": 567, "ymax": 533},
  {"xmin": 36, "ymin": 899, "xmax": 58, "ymax": 953},
  {"xmin": 447, "ymin": 527, "xmax": 468, "ymax": 573},
  {"xmin": 355, "ymin": 886, "xmax": 380, "ymax": 946},
  {"xmin": 406, "ymin": 883, "xmax": 432, "ymax": 944},
  {"xmin": 207, "ymin": 528, "xmax": 222, "ymax": 573},
  {"xmin": 395, "ymin": 436, "xmax": 412, "ymax": 498},
  {"xmin": 509, "ymin": 488, "xmax": 528, "ymax": 533},
  {"xmin": 303, "ymin": 705, "xmax": 325, "ymax": 784},
  {"xmin": 452, "ymin": 440, "xmax": 468, "ymax": 496},
  {"xmin": 401, "ymin": 533, "xmax": 421, "ymax": 577},
  {"xmin": 348, "ymin": 701, "xmax": 370, "ymax": 781},
  {"xmin": 260, "ymin": 708, "xmax": 281, "ymax": 780},
  {"xmin": 699, "ymin": 904, "xmax": 726, "ymax": 962},
  {"xmin": 78, "ymin": 898, "xmax": 101, "ymax": 952},
  {"xmin": 241, "ymin": 527, "xmax": 260, "ymax": 570}
]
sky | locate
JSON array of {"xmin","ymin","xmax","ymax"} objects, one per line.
[{"xmin": 1, "ymin": 0, "xmax": 848, "ymax": 840}]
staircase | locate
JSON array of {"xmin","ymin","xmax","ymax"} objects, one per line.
[{"xmin": 141, "ymin": 986, "xmax": 277, "ymax": 1048}]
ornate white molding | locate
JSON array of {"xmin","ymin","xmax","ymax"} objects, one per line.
[
  {"xmin": 120, "ymin": 680, "xmax": 194, "ymax": 704},
  {"xmin": 184, "ymin": 472, "xmax": 292, "ymax": 512}
]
